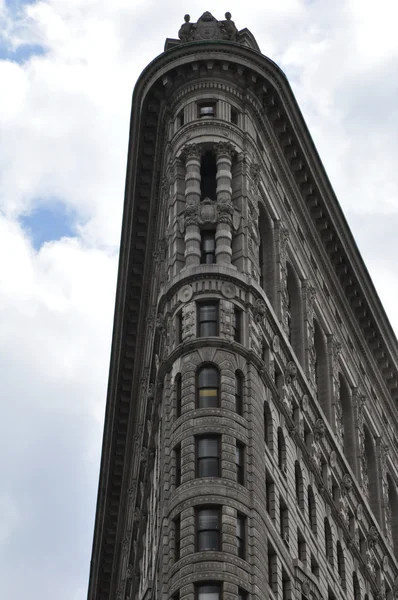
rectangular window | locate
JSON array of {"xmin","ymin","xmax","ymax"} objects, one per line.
[
  {"xmin": 231, "ymin": 108, "xmax": 238, "ymax": 125},
  {"xmin": 198, "ymin": 102, "xmax": 216, "ymax": 118},
  {"xmin": 236, "ymin": 513, "xmax": 246, "ymax": 559},
  {"xmin": 196, "ymin": 436, "xmax": 220, "ymax": 477},
  {"xmin": 176, "ymin": 310, "xmax": 183, "ymax": 344},
  {"xmin": 176, "ymin": 373, "xmax": 182, "ymax": 418},
  {"xmin": 196, "ymin": 507, "xmax": 220, "ymax": 551},
  {"xmin": 236, "ymin": 442, "xmax": 244, "ymax": 485},
  {"xmin": 197, "ymin": 302, "xmax": 219, "ymax": 337},
  {"xmin": 178, "ymin": 109, "xmax": 184, "ymax": 127},
  {"xmin": 174, "ymin": 515, "xmax": 181, "ymax": 562},
  {"xmin": 238, "ymin": 590, "xmax": 248, "ymax": 600},
  {"xmin": 175, "ymin": 444, "xmax": 181, "ymax": 488},
  {"xmin": 197, "ymin": 366, "xmax": 219, "ymax": 408},
  {"xmin": 233, "ymin": 307, "xmax": 242, "ymax": 343},
  {"xmin": 201, "ymin": 231, "xmax": 216, "ymax": 264},
  {"xmin": 195, "ymin": 583, "xmax": 221, "ymax": 600},
  {"xmin": 235, "ymin": 372, "xmax": 243, "ymax": 415}
]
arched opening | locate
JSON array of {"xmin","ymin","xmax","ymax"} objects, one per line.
[
  {"xmin": 307, "ymin": 486, "xmax": 317, "ymax": 535},
  {"xmin": 286, "ymin": 262, "xmax": 304, "ymax": 365},
  {"xmin": 387, "ymin": 474, "xmax": 398, "ymax": 557},
  {"xmin": 196, "ymin": 365, "xmax": 220, "ymax": 408},
  {"xmin": 364, "ymin": 425, "xmax": 380, "ymax": 521},
  {"xmin": 200, "ymin": 151, "xmax": 217, "ymax": 200},
  {"xmin": 324, "ymin": 518, "xmax": 333, "ymax": 565},
  {"xmin": 339, "ymin": 374, "xmax": 356, "ymax": 472},
  {"xmin": 264, "ymin": 401, "xmax": 273, "ymax": 452},
  {"xmin": 313, "ymin": 320, "xmax": 330, "ymax": 420},
  {"xmin": 277, "ymin": 427, "xmax": 286, "ymax": 473},
  {"xmin": 259, "ymin": 205, "xmax": 275, "ymax": 305}
]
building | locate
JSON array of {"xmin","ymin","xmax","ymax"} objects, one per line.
[{"xmin": 87, "ymin": 12, "xmax": 398, "ymax": 600}]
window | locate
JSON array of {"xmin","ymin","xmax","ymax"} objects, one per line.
[
  {"xmin": 176, "ymin": 310, "xmax": 183, "ymax": 344},
  {"xmin": 264, "ymin": 402, "xmax": 272, "ymax": 449},
  {"xmin": 175, "ymin": 445, "xmax": 181, "ymax": 488},
  {"xmin": 236, "ymin": 442, "xmax": 244, "ymax": 485},
  {"xmin": 178, "ymin": 109, "xmax": 184, "ymax": 127},
  {"xmin": 231, "ymin": 108, "xmax": 238, "ymax": 125},
  {"xmin": 174, "ymin": 515, "xmax": 181, "ymax": 561},
  {"xmin": 298, "ymin": 529, "xmax": 307, "ymax": 564},
  {"xmin": 267, "ymin": 542, "xmax": 277, "ymax": 594},
  {"xmin": 233, "ymin": 307, "xmax": 242, "ymax": 343},
  {"xmin": 195, "ymin": 583, "xmax": 221, "ymax": 600},
  {"xmin": 265, "ymin": 471, "xmax": 275, "ymax": 517},
  {"xmin": 196, "ymin": 436, "xmax": 220, "ymax": 477},
  {"xmin": 280, "ymin": 498, "xmax": 289, "ymax": 544},
  {"xmin": 308, "ymin": 486, "xmax": 317, "ymax": 534},
  {"xmin": 277, "ymin": 427, "xmax": 286, "ymax": 473},
  {"xmin": 196, "ymin": 507, "xmax": 220, "ymax": 551},
  {"xmin": 324, "ymin": 518, "xmax": 333, "ymax": 565},
  {"xmin": 176, "ymin": 373, "xmax": 182, "ymax": 418},
  {"xmin": 198, "ymin": 102, "xmax": 216, "ymax": 118},
  {"xmin": 235, "ymin": 371, "xmax": 243, "ymax": 415},
  {"xmin": 197, "ymin": 302, "xmax": 218, "ymax": 337},
  {"xmin": 238, "ymin": 589, "xmax": 247, "ymax": 600},
  {"xmin": 201, "ymin": 231, "xmax": 216, "ymax": 264},
  {"xmin": 236, "ymin": 513, "xmax": 246, "ymax": 558},
  {"xmin": 337, "ymin": 541, "xmax": 346, "ymax": 589},
  {"xmin": 171, "ymin": 592, "xmax": 180, "ymax": 600},
  {"xmin": 295, "ymin": 461, "xmax": 304, "ymax": 510},
  {"xmin": 197, "ymin": 365, "xmax": 219, "ymax": 408},
  {"xmin": 200, "ymin": 151, "xmax": 217, "ymax": 200}
]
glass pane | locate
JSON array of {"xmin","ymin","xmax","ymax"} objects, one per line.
[
  {"xmin": 236, "ymin": 445, "xmax": 243, "ymax": 465},
  {"xmin": 199, "ymin": 305, "xmax": 217, "ymax": 321},
  {"xmin": 198, "ymin": 457, "xmax": 219, "ymax": 477},
  {"xmin": 202, "ymin": 233, "xmax": 215, "ymax": 252},
  {"xmin": 197, "ymin": 585, "xmax": 220, "ymax": 600},
  {"xmin": 200, "ymin": 106, "xmax": 215, "ymax": 115},
  {"xmin": 198, "ymin": 389, "xmax": 218, "ymax": 408},
  {"xmin": 198, "ymin": 509, "xmax": 218, "ymax": 530},
  {"xmin": 198, "ymin": 438, "xmax": 219, "ymax": 458},
  {"xmin": 236, "ymin": 517, "xmax": 244, "ymax": 538},
  {"xmin": 198, "ymin": 530, "xmax": 219, "ymax": 551},
  {"xmin": 200, "ymin": 322, "xmax": 217, "ymax": 337},
  {"xmin": 198, "ymin": 368, "xmax": 218, "ymax": 387}
]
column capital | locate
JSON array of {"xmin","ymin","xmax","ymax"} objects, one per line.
[
  {"xmin": 215, "ymin": 140, "xmax": 235, "ymax": 159},
  {"xmin": 181, "ymin": 143, "xmax": 202, "ymax": 162}
]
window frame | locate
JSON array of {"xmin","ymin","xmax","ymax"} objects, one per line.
[
  {"xmin": 196, "ymin": 506, "xmax": 221, "ymax": 552},
  {"xmin": 198, "ymin": 101, "xmax": 217, "ymax": 118},
  {"xmin": 197, "ymin": 301, "xmax": 219, "ymax": 337},
  {"xmin": 196, "ymin": 435, "xmax": 221, "ymax": 478},
  {"xmin": 195, "ymin": 583, "xmax": 222, "ymax": 600},
  {"xmin": 236, "ymin": 513, "xmax": 246, "ymax": 559},
  {"xmin": 196, "ymin": 365, "xmax": 220, "ymax": 409},
  {"xmin": 236, "ymin": 441, "xmax": 245, "ymax": 485},
  {"xmin": 235, "ymin": 371, "xmax": 243, "ymax": 415},
  {"xmin": 200, "ymin": 230, "xmax": 216, "ymax": 264},
  {"xmin": 175, "ymin": 444, "xmax": 181, "ymax": 488}
]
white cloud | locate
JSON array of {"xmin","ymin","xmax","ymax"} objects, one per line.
[{"xmin": 0, "ymin": 1, "xmax": 397, "ymax": 599}]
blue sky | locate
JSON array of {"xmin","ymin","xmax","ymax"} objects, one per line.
[{"xmin": 0, "ymin": 1, "xmax": 398, "ymax": 599}]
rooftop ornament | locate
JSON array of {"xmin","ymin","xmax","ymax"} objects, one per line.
[{"xmin": 178, "ymin": 11, "xmax": 238, "ymax": 43}]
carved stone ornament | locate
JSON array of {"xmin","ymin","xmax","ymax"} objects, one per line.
[
  {"xmin": 330, "ymin": 450, "xmax": 337, "ymax": 468},
  {"xmin": 301, "ymin": 581, "xmax": 310, "ymax": 596},
  {"xmin": 178, "ymin": 284, "xmax": 193, "ymax": 303},
  {"xmin": 383, "ymin": 555, "xmax": 389, "ymax": 572},
  {"xmin": 357, "ymin": 503, "xmax": 363, "ymax": 521},
  {"xmin": 342, "ymin": 473, "xmax": 352, "ymax": 494},
  {"xmin": 367, "ymin": 525, "xmax": 378, "ymax": 549},
  {"xmin": 302, "ymin": 394, "xmax": 309, "ymax": 412},
  {"xmin": 178, "ymin": 11, "xmax": 238, "ymax": 43},
  {"xmin": 221, "ymin": 281, "xmax": 236, "ymax": 299},
  {"xmin": 253, "ymin": 298, "xmax": 267, "ymax": 322},
  {"xmin": 314, "ymin": 418, "xmax": 325, "ymax": 440},
  {"xmin": 272, "ymin": 335, "xmax": 280, "ymax": 354},
  {"xmin": 285, "ymin": 361, "xmax": 297, "ymax": 385}
]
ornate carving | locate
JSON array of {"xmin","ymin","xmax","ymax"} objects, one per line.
[
  {"xmin": 302, "ymin": 394, "xmax": 309, "ymax": 412},
  {"xmin": 314, "ymin": 418, "xmax": 325, "ymax": 441},
  {"xmin": 253, "ymin": 298, "xmax": 267, "ymax": 323},
  {"xmin": 222, "ymin": 12, "xmax": 238, "ymax": 40},
  {"xmin": 178, "ymin": 11, "xmax": 239, "ymax": 43},
  {"xmin": 221, "ymin": 282, "xmax": 236, "ymax": 299},
  {"xmin": 342, "ymin": 473, "xmax": 352, "ymax": 494},
  {"xmin": 272, "ymin": 335, "xmax": 280, "ymax": 354},
  {"xmin": 285, "ymin": 361, "xmax": 297, "ymax": 385},
  {"xmin": 330, "ymin": 337, "xmax": 343, "ymax": 447},
  {"xmin": 181, "ymin": 143, "xmax": 202, "ymax": 162},
  {"xmin": 178, "ymin": 14, "xmax": 193, "ymax": 41},
  {"xmin": 367, "ymin": 526, "xmax": 379, "ymax": 549}
]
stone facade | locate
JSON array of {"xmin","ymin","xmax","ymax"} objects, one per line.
[{"xmin": 88, "ymin": 13, "xmax": 398, "ymax": 600}]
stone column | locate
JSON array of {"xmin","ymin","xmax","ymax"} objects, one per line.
[
  {"xmin": 354, "ymin": 388, "xmax": 368, "ymax": 496},
  {"xmin": 215, "ymin": 141, "xmax": 234, "ymax": 265},
  {"xmin": 182, "ymin": 144, "xmax": 201, "ymax": 267},
  {"xmin": 274, "ymin": 221, "xmax": 290, "ymax": 334},
  {"xmin": 328, "ymin": 335, "xmax": 343, "ymax": 447},
  {"xmin": 302, "ymin": 280, "xmax": 316, "ymax": 385}
]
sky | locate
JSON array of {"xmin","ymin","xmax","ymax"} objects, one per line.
[{"xmin": 0, "ymin": 0, "xmax": 397, "ymax": 598}]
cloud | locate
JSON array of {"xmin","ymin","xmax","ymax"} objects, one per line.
[{"xmin": 0, "ymin": 1, "xmax": 397, "ymax": 599}]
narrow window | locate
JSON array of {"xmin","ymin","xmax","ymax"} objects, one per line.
[
  {"xmin": 195, "ymin": 583, "xmax": 221, "ymax": 600},
  {"xmin": 231, "ymin": 108, "xmax": 238, "ymax": 125},
  {"xmin": 197, "ymin": 302, "xmax": 218, "ymax": 337},
  {"xmin": 298, "ymin": 529, "xmax": 307, "ymax": 564},
  {"xmin": 277, "ymin": 427, "xmax": 286, "ymax": 474},
  {"xmin": 337, "ymin": 541, "xmax": 346, "ymax": 589},
  {"xmin": 267, "ymin": 542, "xmax": 277, "ymax": 594},
  {"xmin": 236, "ymin": 442, "xmax": 244, "ymax": 485},
  {"xmin": 175, "ymin": 444, "xmax": 181, "ymax": 488},
  {"xmin": 311, "ymin": 554, "xmax": 320, "ymax": 578},
  {"xmin": 233, "ymin": 306, "xmax": 242, "ymax": 343},
  {"xmin": 308, "ymin": 486, "xmax": 317, "ymax": 535},
  {"xmin": 176, "ymin": 309, "xmax": 183, "ymax": 344},
  {"xmin": 280, "ymin": 498, "xmax": 289, "ymax": 545},
  {"xmin": 174, "ymin": 515, "xmax": 181, "ymax": 561},
  {"xmin": 264, "ymin": 401, "xmax": 272, "ymax": 449},
  {"xmin": 235, "ymin": 371, "xmax": 243, "ymax": 415},
  {"xmin": 196, "ymin": 507, "xmax": 220, "ymax": 551},
  {"xmin": 200, "ymin": 151, "xmax": 217, "ymax": 200},
  {"xmin": 295, "ymin": 461, "xmax": 304, "ymax": 510},
  {"xmin": 176, "ymin": 373, "xmax": 182, "ymax": 418},
  {"xmin": 196, "ymin": 436, "xmax": 220, "ymax": 477},
  {"xmin": 171, "ymin": 592, "xmax": 180, "ymax": 600},
  {"xmin": 197, "ymin": 365, "xmax": 219, "ymax": 408},
  {"xmin": 178, "ymin": 109, "xmax": 184, "ymax": 127},
  {"xmin": 238, "ymin": 589, "xmax": 248, "ymax": 600},
  {"xmin": 201, "ymin": 231, "xmax": 216, "ymax": 264},
  {"xmin": 324, "ymin": 518, "xmax": 333, "ymax": 565},
  {"xmin": 282, "ymin": 569, "xmax": 291, "ymax": 600},
  {"xmin": 236, "ymin": 513, "xmax": 246, "ymax": 559},
  {"xmin": 353, "ymin": 573, "xmax": 361, "ymax": 600},
  {"xmin": 265, "ymin": 471, "xmax": 275, "ymax": 518}
]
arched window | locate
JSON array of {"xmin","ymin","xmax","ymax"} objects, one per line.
[
  {"xmin": 176, "ymin": 373, "xmax": 182, "ymax": 418},
  {"xmin": 353, "ymin": 572, "xmax": 361, "ymax": 600},
  {"xmin": 196, "ymin": 365, "xmax": 220, "ymax": 408},
  {"xmin": 259, "ymin": 205, "xmax": 275, "ymax": 305},
  {"xmin": 286, "ymin": 262, "xmax": 304, "ymax": 365},
  {"xmin": 264, "ymin": 401, "xmax": 273, "ymax": 450},
  {"xmin": 235, "ymin": 371, "xmax": 244, "ymax": 415},
  {"xmin": 324, "ymin": 518, "xmax": 333, "ymax": 565},
  {"xmin": 277, "ymin": 427, "xmax": 286, "ymax": 473},
  {"xmin": 307, "ymin": 486, "xmax": 317, "ymax": 535},
  {"xmin": 336, "ymin": 541, "xmax": 346, "ymax": 590},
  {"xmin": 313, "ymin": 320, "xmax": 330, "ymax": 420},
  {"xmin": 364, "ymin": 425, "xmax": 380, "ymax": 521},
  {"xmin": 295, "ymin": 461, "xmax": 304, "ymax": 511},
  {"xmin": 387, "ymin": 474, "xmax": 398, "ymax": 557},
  {"xmin": 339, "ymin": 374, "xmax": 356, "ymax": 472}
]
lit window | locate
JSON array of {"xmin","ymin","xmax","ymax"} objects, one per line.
[
  {"xmin": 198, "ymin": 103, "xmax": 216, "ymax": 118},
  {"xmin": 196, "ymin": 507, "xmax": 220, "ymax": 551},
  {"xmin": 196, "ymin": 436, "xmax": 220, "ymax": 477},
  {"xmin": 197, "ymin": 365, "xmax": 219, "ymax": 408},
  {"xmin": 197, "ymin": 303, "xmax": 219, "ymax": 337},
  {"xmin": 201, "ymin": 231, "xmax": 216, "ymax": 264}
]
